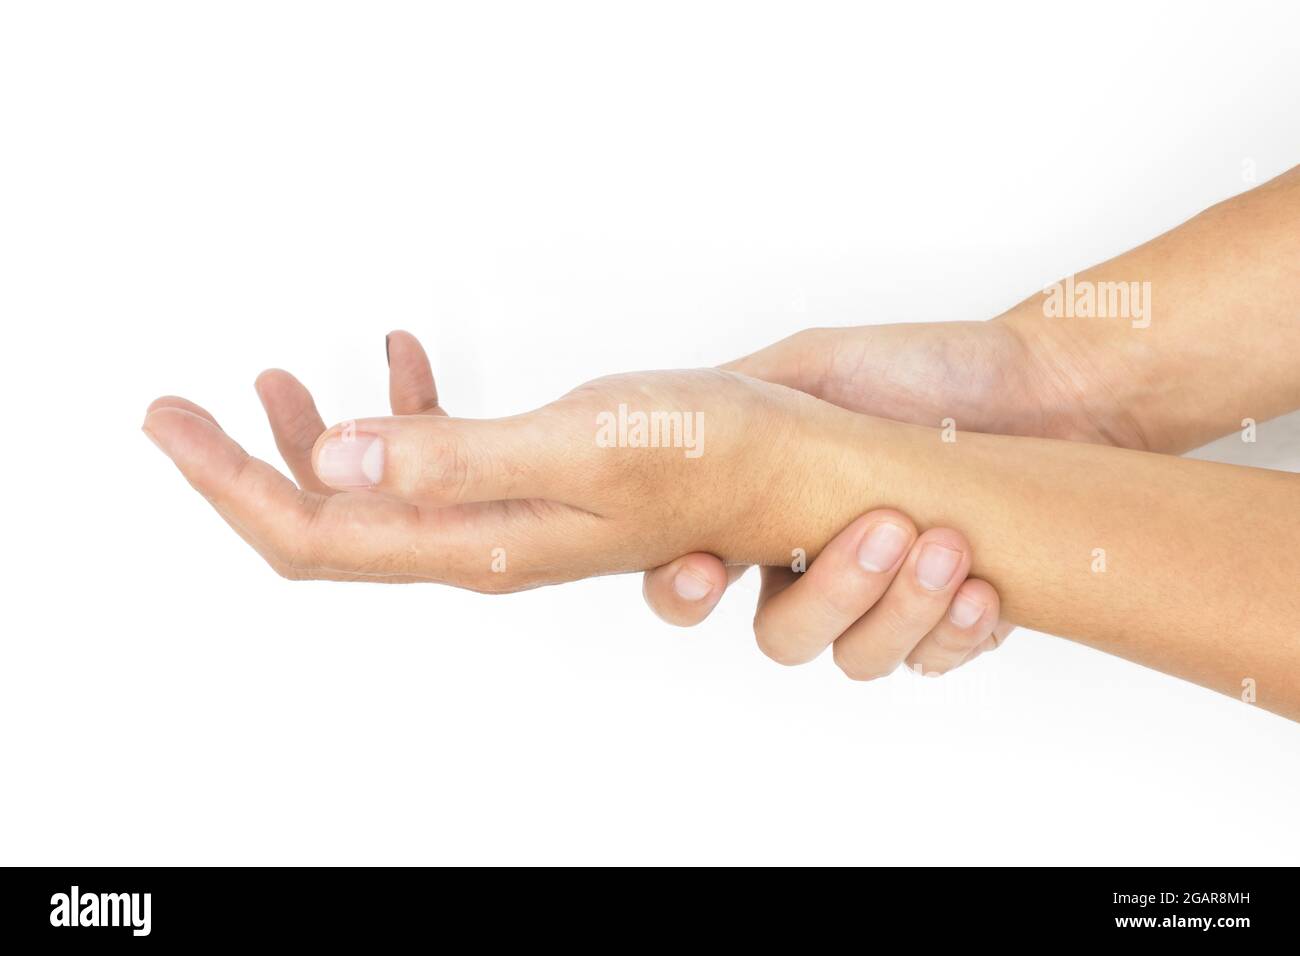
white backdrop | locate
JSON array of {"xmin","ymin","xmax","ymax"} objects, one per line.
[{"xmin": 3, "ymin": 1, "xmax": 1298, "ymax": 865}]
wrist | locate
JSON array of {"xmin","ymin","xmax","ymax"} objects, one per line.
[
  {"xmin": 992, "ymin": 300, "xmax": 1155, "ymax": 451},
  {"xmin": 750, "ymin": 406, "xmax": 914, "ymax": 566}
]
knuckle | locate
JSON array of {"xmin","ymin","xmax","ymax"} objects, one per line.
[
  {"xmin": 412, "ymin": 429, "xmax": 476, "ymax": 503},
  {"xmin": 874, "ymin": 600, "xmax": 923, "ymax": 641},
  {"xmin": 442, "ymin": 441, "xmax": 476, "ymax": 504},
  {"xmin": 930, "ymin": 625, "xmax": 983, "ymax": 656},
  {"xmin": 285, "ymin": 403, "xmax": 325, "ymax": 446},
  {"xmin": 817, "ymin": 573, "xmax": 875, "ymax": 620},
  {"xmin": 275, "ymin": 490, "xmax": 326, "ymax": 578}
]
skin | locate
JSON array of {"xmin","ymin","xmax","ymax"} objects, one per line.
[
  {"xmin": 156, "ymin": 334, "xmax": 1006, "ymax": 680},
  {"xmin": 144, "ymin": 165, "xmax": 1300, "ymax": 719},
  {"xmin": 650, "ymin": 163, "xmax": 1300, "ymax": 675},
  {"xmin": 643, "ymin": 322, "xmax": 1058, "ymax": 663}
]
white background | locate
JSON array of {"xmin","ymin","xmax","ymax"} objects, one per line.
[{"xmin": 3, "ymin": 1, "xmax": 1299, "ymax": 865}]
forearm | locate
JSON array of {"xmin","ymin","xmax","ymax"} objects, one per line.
[
  {"xmin": 1001, "ymin": 164, "xmax": 1300, "ymax": 453},
  {"xmin": 752, "ymin": 410, "xmax": 1300, "ymax": 716}
]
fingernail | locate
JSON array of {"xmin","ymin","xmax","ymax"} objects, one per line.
[
  {"xmin": 316, "ymin": 433, "xmax": 385, "ymax": 488},
  {"xmin": 949, "ymin": 593, "xmax": 985, "ymax": 629},
  {"xmin": 673, "ymin": 568, "xmax": 713, "ymax": 601},
  {"xmin": 916, "ymin": 544, "xmax": 962, "ymax": 590},
  {"xmin": 385, "ymin": 334, "xmax": 391, "ymax": 367},
  {"xmin": 857, "ymin": 523, "xmax": 909, "ymax": 572}
]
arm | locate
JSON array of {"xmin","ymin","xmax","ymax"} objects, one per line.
[
  {"xmin": 833, "ymin": 413, "xmax": 1299, "ymax": 711},
  {"xmin": 145, "ymin": 361, "xmax": 1300, "ymax": 718},
  {"xmin": 643, "ymin": 163, "xmax": 1300, "ymax": 661},
  {"xmin": 996, "ymin": 163, "xmax": 1300, "ymax": 454},
  {"xmin": 143, "ymin": 166, "xmax": 1300, "ymax": 715}
]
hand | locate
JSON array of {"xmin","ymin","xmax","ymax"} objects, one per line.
[
  {"xmin": 650, "ymin": 511, "xmax": 1009, "ymax": 677},
  {"xmin": 720, "ymin": 317, "xmax": 1143, "ymax": 445},
  {"xmin": 642, "ymin": 316, "xmax": 1126, "ymax": 669},
  {"xmin": 143, "ymin": 335, "xmax": 898, "ymax": 590}
]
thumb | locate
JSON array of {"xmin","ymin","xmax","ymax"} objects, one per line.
[{"xmin": 311, "ymin": 410, "xmax": 578, "ymax": 506}]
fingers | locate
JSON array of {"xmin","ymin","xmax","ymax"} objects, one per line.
[
  {"xmin": 147, "ymin": 395, "xmax": 221, "ymax": 429},
  {"xmin": 642, "ymin": 555, "xmax": 745, "ymax": 626},
  {"xmin": 741, "ymin": 514, "xmax": 1010, "ymax": 677},
  {"xmin": 145, "ymin": 399, "xmax": 603, "ymax": 587},
  {"xmin": 831, "ymin": 527, "xmax": 973, "ymax": 681},
  {"xmin": 143, "ymin": 402, "xmax": 421, "ymax": 581},
  {"xmin": 387, "ymin": 329, "xmax": 445, "ymax": 416},
  {"xmin": 904, "ymin": 577, "xmax": 1001, "ymax": 675},
  {"xmin": 253, "ymin": 331, "xmax": 442, "ymax": 495},
  {"xmin": 310, "ymin": 410, "xmax": 584, "ymax": 508},
  {"xmin": 961, "ymin": 620, "xmax": 1016, "ymax": 665},
  {"xmin": 143, "ymin": 403, "xmax": 325, "ymax": 575},
  {"xmin": 254, "ymin": 369, "xmax": 332, "ymax": 494},
  {"xmin": 751, "ymin": 510, "xmax": 918, "ymax": 665}
]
